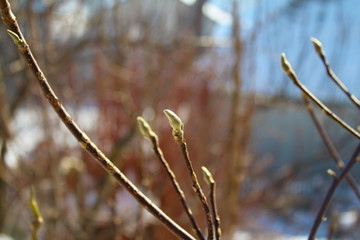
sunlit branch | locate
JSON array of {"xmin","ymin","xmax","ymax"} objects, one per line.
[{"xmin": 281, "ymin": 53, "xmax": 360, "ymax": 140}]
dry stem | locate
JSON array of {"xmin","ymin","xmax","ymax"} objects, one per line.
[
  {"xmin": 281, "ymin": 53, "xmax": 360, "ymax": 140},
  {"xmin": 302, "ymin": 95, "xmax": 360, "ymax": 201},
  {"xmin": 308, "ymin": 143, "xmax": 360, "ymax": 240},
  {"xmin": 179, "ymin": 139, "xmax": 214, "ymax": 240},
  {"xmin": 202, "ymin": 167, "xmax": 221, "ymax": 240},
  {"xmin": 151, "ymin": 136, "xmax": 205, "ymax": 240},
  {"xmin": 311, "ymin": 38, "xmax": 360, "ymax": 110},
  {"xmin": 163, "ymin": 110, "xmax": 214, "ymax": 240},
  {"xmin": 138, "ymin": 117, "xmax": 205, "ymax": 240}
]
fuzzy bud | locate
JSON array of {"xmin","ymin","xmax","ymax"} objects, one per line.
[
  {"xmin": 7, "ymin": 30, "xmax": 27, "ymax": 50},
  {"xmin": 137, "ymin": 116, "xmax": 157, "ymax": 141},
  {"xmin": 201, "ymin": 166, "xmax": 214, "ymax": 185},
  {"xmin": 164, "ymin": 109, "xmax": 184, "ymax": 141},
  {"xmin": 327, "ymin": 169, "xmax": 337, "ymax": 179},
  {"xmin": 311, "ymin": 37, "xmax": 325, "ymax": 58},
  {"xmin": 281, "ymin": 53, "xmax": 293, "ymax": 75},
  {"xmin": 29, "ymin": 187, "xmax": 43, "ymax": 227}
]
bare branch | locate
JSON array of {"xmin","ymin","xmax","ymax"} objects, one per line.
[
  {"xmin": 164, "ymin": 109, "xmax": 214, "ymax": 240},
  {"xmin": 310, "ymin": 37, "xmax": 360, "ymax": 110},
  {"xmin": 281, "ymin": 53, "xmax": 360, "ymax": 140},
  {"xmin": 301, "ymin": 95, "xmax": 360, "ymax": 201},
  {"xmin": 202, "ymin": 166, "xmax": 221, "ymax": 240},
  {"xmin": 137, "ymin": 116, "xmax": 205, "ymax": 240},
  {"xmin": 308, "ymin": 143, "xmax": 360, "ymax": 240}
]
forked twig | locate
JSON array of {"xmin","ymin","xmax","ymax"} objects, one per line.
[
  {"xmin": 0, "ymin": 1, "xmax": 195, "ymax": 239},
  {"xmin": 301, "ymin": 95, "xmax": 360, "ymax": 201},
  {"xmin": 311, "ymin": 38, "xmax": 360, "ymax": 110},
  {"xmin": 164, "ymin": 110, "xmax": 214, "ymax": 240},
  {"xmin": 137, "ymin": 117, "xmax": 205, "ymax": 240},
  {"xmin": 308, "ymin": 143, "xmax": 360, "ymax": 240},
  {"xmin": 281, "ymin": 53, "xmax": 360, "ymax": 140},
  {"xmin": 202, "ymin": 167, "xmax": 221, "ymax": 240},
  {"xmin": 281, "ymin": 51, "xmax": 360, "ymax": 240}
]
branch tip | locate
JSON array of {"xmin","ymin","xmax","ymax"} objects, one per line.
[
  {"xmin": 311, "ymin": 37, "xmax": 325, "ymax": 58},
  {"xmin": 327, "ymin": 169, "xmax": 337, "ymax": 179},
  {"xmin": 201, "ymin": 166, "xmax": 214, "ymax": 185},
  {"xmin": 163, "ymin": 109, "xmax": 184, "ymax": 141},
  {"xmin": 29, "ymin": 187, "xmax": 43, "ymax": 227},
  {"xmin": 7, "ymin": 29, "xmax": 22, "ymax": 45},
  {"xmin": 280, "ymin": 53, "xmax": 294, "ymax": 76},
  {"xmin": 137, "ymin": 116, "xmax": 157, "ymax": 141}
]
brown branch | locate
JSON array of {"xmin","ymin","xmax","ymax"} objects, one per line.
[
  {"xmin": 163, "ymin": 110, "xmax": 214, "ymax": 240},
  {"xmin": 210, "ymin": 182, "xmax": 221, "ymax": 240},
  {"xmin": 0, "ymin": 1, "xmax": 195, "ymax": 239},
  {"xmin": 308, "ymin": 143, "xmax": 360, "ymax": 240},
  {"xmin": 202, "ymin": 167, "xmax": 221, "ymax": 240},
  {"xmin": 137, "ymin": 117, "xmax": 205, "ymax": 240},
  {"xmin": 179, "ymin": 140, "xmax": 214, "ymax": 240},
  {"xmin": 151, "ymin": 139, "xmax": 205, "ymax": 240},
  {"xmin": 311, "ymin": 38, "xmax": 360, "ymax": 110},
  {"xmin": 301, "ymin": 95, "xmax": 360, "ymax": 201},
  {"xmin": 281, "ymin": 53, "xmax": 360, "ymax": 140}
]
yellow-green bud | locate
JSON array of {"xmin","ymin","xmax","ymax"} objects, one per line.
[
  {"xmin": 7, "ymin": 30, "xmax": 25, "ymax": 49},
  {"xmin": 29, "ymin": 187, "xmax": 43, "ymax": 225},
  {"xmin": 311, "ymin": 37, "xmax": 325, "ymax": 58},
  {"xmin": 201, "ymin": 166, "xmax": 214, "ymax": 185},
  {"xmin": 327, "ymin": 169, "xmax": 337, "ymax": 179},
  {"xmin": 137, "ymin": 116, "xmax": 157, "ymax": 140},
  {"xmin": 281, "ymin": 53, "xmax": 292, "ymax": 75},
  {"xmin": 164, "ymin": 109, "xmax": 184, "ymax": 141}
]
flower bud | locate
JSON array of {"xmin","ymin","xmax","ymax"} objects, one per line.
[
  {"xmin": 311, "ymin": 37, "xmax": 325, "ymax": 58},
  {"xmin": 164, "ymin": 109, "xmax": 184, "ymax": 141},
  {"xmin": 201, "ymin": 166, "xmax": 214, "ymax": 185},
  {"xmin": 137, "ymin": 116, "xmax": 157, "ymax": 141}
]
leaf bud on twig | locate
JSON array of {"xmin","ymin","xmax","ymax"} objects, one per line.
[
  {"xmin": 29, "ymin": 187, "xmax": 43, "ymax": 228},
  {"xmin": 164, "ymin": 109, "xmax": 184, "ymax": 141},
  {"xmin": 311, "ymin": 37, "xmax": 325, "ymax": 58},
  {"xmin": 281, "ymin": 53, "xmax": 299, "ymax": 85},
  {"xmin": 281, "ymin": 53, "xmax": 293, "ymax": 75},
  {"xmin": 327, "ymin": 169, "xmax": 337, "ymax": 180},
  {"xmin": 137, "ymin": 116, "xmax": 157, "ymax": 141},
  {"xmin": 201, "ymin": 166, "xmax": 215, "ymax": 185},
  {"xmin": 7, "ymin": 30, "xmax": 27, "ymax": 50}
]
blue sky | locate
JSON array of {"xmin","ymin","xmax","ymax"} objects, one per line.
[{"xmin": 205, "ymin": 0, "xmax": 360, "ymax": 102}]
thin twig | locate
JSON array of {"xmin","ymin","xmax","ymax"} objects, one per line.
[
  {"xmin": 308, "ymin": 143, "xmax": 360, "ymax": 240},
  {"xmin": 311, "ymin": 38, "xmax": 360, "ymax": 110},
  {"xmin": 301, "ymin": 95, "xmax": 360, "ymax": 201},
  {"xmin": 202, "ymin": 167, "xmax": 221, "ymax": 240},
  {"xmin": 153, "ymin": 138, "xmax": 205, "ymax": 240},
  {"xmin": 137, "ymin": 117, "xmax": 205, "ymax": 240},
  {"xmin": 164, "ymin": 110, "xmax": 214, "ymax": 240},
  {"xmin": 0, "ymin": 1, "xmax": 195, "ymax": 239},
  {"xmin": 281, "ymin": 53, "xmax": 360, "ymax": 140},
  {"xmin": 179, "ymin": 141, "xmax": 214, "ymax": 240}
]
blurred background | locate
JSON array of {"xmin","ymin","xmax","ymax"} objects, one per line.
[{"xmin": 0, "ymin": 0, "xmax": 359, "ymax": 239}]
